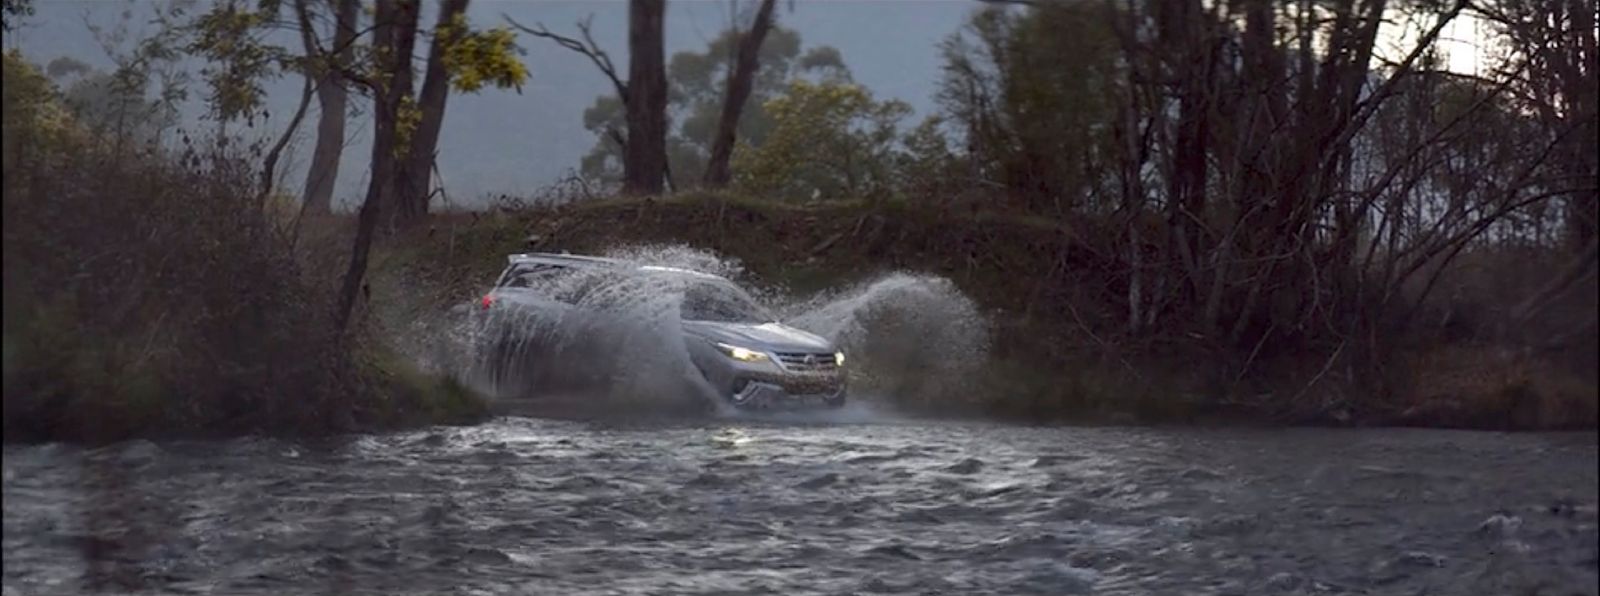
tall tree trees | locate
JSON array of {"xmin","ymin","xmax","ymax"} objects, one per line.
[
  {"xmin": 394, "ymin": 0, "xmax": 470, "ymax": 226},
  {"xmin": 330, "ymin": 0, "xmax": 525, "ymax": 330},
  {"xmin": 936, "ymin": 3, "xmax": 1121, "ymax": 213},
  {"xmin": 514, "ymin": 0, "xmax": 673, "ymax": 195},
  {"xmin": 298, "ymin": 0, "xmax": 358, "ymax": 215},
  {"xmin": 702, "ymin": 0, "xmax": 778, "ymax": 188},
  {"xmin": 733, "ymin": 79, "xmax": 910, "ymax": 199},
  {"xmin": 555, "ymin": 22, "xmax": 847, "ymax": 189},
  {"xmin": 334, "ymin": 0, "xmax": 419, "ymax": 331},
  {"xmin": 924, "ymin": 0, "xmax": 1594, "ymax": 391},
  {"xmin": 186, "ymin": 0, "xmax": 520, "ymax": 224},
  {"xmin": 1479, "ymin": 0, "xmax": 1599, "ymax": 252}
]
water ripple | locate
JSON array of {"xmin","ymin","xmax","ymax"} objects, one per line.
[{"xmin": 4, "ymin": 422, "xmax": 1596, "ymax": 595}]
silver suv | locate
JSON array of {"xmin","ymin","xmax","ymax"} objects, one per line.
[{"xmin": 473, "ymin": 253, "xmax": 847, "ymax": 409}]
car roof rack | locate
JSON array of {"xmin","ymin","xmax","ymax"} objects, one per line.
[
  {"xmin": 507, "ymin": 252, "xmax": 621, "ymax": 266},
  {"xmin": 638, "ymin": 265, "xmax": 721, "ymax": 279}
]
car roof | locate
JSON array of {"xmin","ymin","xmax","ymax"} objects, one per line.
[
  {"xmin": 507, "ymin": 252, "xmax": 623, "ymax": 267},
  {"xmin": 505, "ymin": 252, "xmax": 726, "ymax": 281}
]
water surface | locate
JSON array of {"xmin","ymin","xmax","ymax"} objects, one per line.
[{"xmin": 4, "ymin": 418, "xmax": 1596, "ymax": 595}]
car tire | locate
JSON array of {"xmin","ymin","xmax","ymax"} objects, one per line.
[{"xmin": 823, "ymin": 391, "xmax": 847, "ymax": 409}]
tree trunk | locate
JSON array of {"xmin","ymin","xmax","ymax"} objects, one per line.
[
  {"xmin": 623, "ymin": 0, "xmax": 668, "ymax": 195},
  {"xmin": 1158, "ymin": 0, "xmax": 1212, "ymax": 300},
  {"xmin": 300, "ymin": 0, "xmax": 357, "ymax": 214},
  {"xmin": 1561, "ymin": 0, "xmax": 1598, "ymax": 252},
  {"xmin": 395, "ymin": 0, "xmax": 469, "ymax": 228},
  {"xmin": 701, "ymin": 0, "xmax": 777, "ymax": 188},
  {"xmin": 259, "ymin": 77, "xmax": 315, "ymax": 209},
  {"xmin": 335, "ymin": 0, "xmax": 419, "ymax": 332}
]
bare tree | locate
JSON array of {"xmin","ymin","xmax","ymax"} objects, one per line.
[
  {"xmin": 1477, "ymin": 0, "xmax": 1598, "ymax": 252},
  {"xmin": 702, "ymin": 0, "xmax": 778, "ymax": 188}
]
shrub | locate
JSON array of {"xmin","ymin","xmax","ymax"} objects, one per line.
[{"xmin": 2, "ymin": 53, "xmax": 484, "ymax": 443}]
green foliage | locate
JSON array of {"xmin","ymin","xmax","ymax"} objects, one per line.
[
  {"xmin": 395, "ymin": 94, "xmax": 421, "ymax": 157},
  {"xmin": 43, "ymin": 56, "xmax": 91, "ymax": 79},
  {"xmin": 1, "ymin": 49, "xmax": 488, "ymax": 442},
  {"xmin": 442, "ymin": 17, "xmax": 529, "ymax": 93},
  {"xmin": 178, "ymin": 0, "xmax": 528, "ymax": 127},
  {"xmin": 358, "ymin": 345, "xmax": 489, "ymax": 428},
  {"xmin": 895, "ymin": 114, "xmax": 960, "ymax": 195},
  {"xmin": 54, "ymin": 65, "xmax": 180, "ymax": 142},
  {"xmin": 935, "ymin": 3, "xmax": 1121, "ymax": 211},
  {"xmin": 2, "ymin": 51, "xmax": 82, "ymax": 175},
  {"xmin": 579, "ymin": 95, "xmax": 626, "ymax": 181},
  {"xmin": 578, "ymin": 27, "xmax": 853, "ymax": 187},
  {"xmin": 183, "ymin": 1, "xmax": 291, "ymax": 124},
  {"xmin": 732, "ymin": 79, "xmax": 910, "ymax": 199},
  {"xmin": 2, "ymin": 50, "xmax": 59, "ymax": 135}
]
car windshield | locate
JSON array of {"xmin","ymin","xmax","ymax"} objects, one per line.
[{"xmin": 679, "ymin": 280, "xmax": 772, "ymax": 324}]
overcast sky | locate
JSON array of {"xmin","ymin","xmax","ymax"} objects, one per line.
[
  {"xmin": 7, "ymin": 0, "xmax": 977, "ymax": 207},
  {"xmin": 5, "ymin": 1, "xmax": 1491, "ymax": 208}
]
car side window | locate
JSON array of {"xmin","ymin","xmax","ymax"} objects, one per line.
[{"xmin": 498, "ymin": 264, "xmax": 566, "ymax": 289}]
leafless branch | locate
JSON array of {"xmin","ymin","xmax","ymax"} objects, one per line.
[
  {"xmin": 505, "ymin": 14, "xmax": 629, "ymax": 103},
  {"xmin": 257, "ymin": 76, "xmax": 316, "ymax": 209},
  {"xmin": 295, "ymin": 16, "xmax": 384, "ymax": 91},
  {"xmin": 1323, "ymin": 0, "xmax": 1470, "ymax": 174}
]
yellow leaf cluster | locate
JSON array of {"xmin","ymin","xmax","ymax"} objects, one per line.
[{"xmin": 443, "ymin": 16, "xmax": 527, "ymax": 94}]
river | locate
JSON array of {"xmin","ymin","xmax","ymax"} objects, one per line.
[{"xmin": 3, "ymin": 416, "xmax": 1596, "ymax": 595}]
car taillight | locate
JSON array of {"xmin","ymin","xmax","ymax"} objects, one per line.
[{"xmin": 481, "ymin": 294, "xmax": 495, "ymax": 309}]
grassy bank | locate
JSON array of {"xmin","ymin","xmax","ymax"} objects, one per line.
[{"xmin": 398, "ymin": 192, "xmax": 1596, "ymax": 430}]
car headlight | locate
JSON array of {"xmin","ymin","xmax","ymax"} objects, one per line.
[
  {"xmin": 714, "ymin": 342, "xmax": 769, "ymax": 362},
  {"xmin": 834, "ymin": 351, "xmax": 845, "ymax": 366}
]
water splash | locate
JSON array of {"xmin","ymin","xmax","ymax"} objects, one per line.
[
  {"xmin": 426, "ymin": 244, "xmax": 990, "ymax": 421},
  {"xmin": 784, "ymin": 273, "xmax": 992, "ymax": 410}
]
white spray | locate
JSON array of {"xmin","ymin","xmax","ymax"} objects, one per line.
[{"xmin": 425, "ymin": 244, "xmax": 991, "ymax": 421}]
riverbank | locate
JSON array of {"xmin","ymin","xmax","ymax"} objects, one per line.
[
  {"xmin": 4, "ymin": 183, "xmax": 1591, "ymax": 441},
  {"xmin": 0, "ymin": 95, "xmax": 491, "ymax": 444},
  {"xmin": 394, "ymin": 193, "xmax": 1597, "ymax": 431}
]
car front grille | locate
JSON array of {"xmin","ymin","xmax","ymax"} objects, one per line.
[{"xmin": 773, "ymin": 351, "xmax": 839, "ymax": 372}]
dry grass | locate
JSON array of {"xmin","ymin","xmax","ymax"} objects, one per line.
[{"xmin": 1394, "ymin": 345, "xmax": 1598, "ymax": 430}]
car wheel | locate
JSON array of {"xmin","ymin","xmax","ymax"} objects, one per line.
[{"xmin": 823, "ymin": 391, "xmax": 847, "ymax": 409}]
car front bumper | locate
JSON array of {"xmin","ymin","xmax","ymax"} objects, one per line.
[
  {"xmin": 729, "ymin": 376, "xmax": 847, "ymax": 409},
  {"xmin": 687, "ymin": 342, "xmax": 847, "ymax": 409}
]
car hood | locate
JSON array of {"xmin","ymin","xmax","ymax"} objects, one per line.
[{"xmin": 682, "ymin": 320, "xmax": 834, "ymax": 352}]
